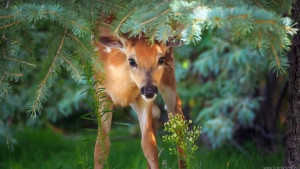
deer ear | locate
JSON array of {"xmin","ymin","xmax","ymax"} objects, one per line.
[
  {"xmin": 99, "ymin": 36, "xmax": 123, "ymax": 49},
  {"xmin": 166, "ymin": 39, "xmax": 182, "ymax": 47}
]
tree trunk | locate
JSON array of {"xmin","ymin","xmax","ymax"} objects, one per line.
[
  {"xmin": 254, "ymin": 71, "xmax": 278, "ymax": 151},
  {"xmin": 284, "ymin": 0, "xmax": 300, "ymax": 168}
]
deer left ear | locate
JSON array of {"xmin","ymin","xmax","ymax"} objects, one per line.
[{"xmin": 99, "ymin": 36, "xmax": 124, "ymax": 49}]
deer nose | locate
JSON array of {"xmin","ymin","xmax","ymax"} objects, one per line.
[{"xmin": 141, "ymin": 85, "xmax": 158, "ymax": 99}]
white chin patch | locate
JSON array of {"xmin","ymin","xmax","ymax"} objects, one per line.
[
  {"xmin": 142, "ymin": 94, "xmax": 157, "ymax": 102},
  {"xmin": 104, "ymin": 47, "xmax": 111, "ymax": 53}
]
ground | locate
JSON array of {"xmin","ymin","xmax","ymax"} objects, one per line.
[{"xmin": 0, "ymin": 127, "xmax": 283, "ymax": 169}]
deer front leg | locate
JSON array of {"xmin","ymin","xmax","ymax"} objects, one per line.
[
  {"xmin": 94, "ymin": 102, "xmax": 113, "ymax": 169},
  {"xmin": 131, "ymin": 97, "xmax": 159, "ymax": 169},
  {"xmin": 159, "ymin": 48, "xmax": 186, "ymax": 168},
  {"xmin": 159, "ymin": 48, "xmax": 183, "ymax": 116}
]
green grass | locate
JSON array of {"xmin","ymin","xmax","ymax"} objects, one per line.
[{"xmin": 0, "ymin": 127, "xmax": 283, "ymax": 169}]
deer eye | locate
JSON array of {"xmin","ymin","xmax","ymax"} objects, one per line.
[
  {"xmin": 128, "ymin": 58, "xmax": 137, "ymax": 67},
  {"xmin": 158, "ymin": 57, "xmax": 166, "ymax": 65}
]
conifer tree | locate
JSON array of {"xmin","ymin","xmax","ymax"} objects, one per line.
[{"xmin": 0, "ymin": 0, "xmax": 297, "ymax": 156}]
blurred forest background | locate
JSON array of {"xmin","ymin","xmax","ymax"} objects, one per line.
[{"xmin": 0, "ymin": 0, "xmax": 299, "ymax": 169}]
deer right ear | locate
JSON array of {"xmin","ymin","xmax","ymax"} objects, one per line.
[{"xmin": 99, "ymin": 36, "xmax": 123, "ymax": 49}]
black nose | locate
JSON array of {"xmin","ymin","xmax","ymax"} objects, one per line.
[{"xmin": 140, "ymin": 85, "xmax": 158, "ymax": 98}]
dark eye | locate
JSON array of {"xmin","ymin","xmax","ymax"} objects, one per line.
[
  {"xmin": 158, "ymin": 57, "xmax": 166, "ymax": 65},
  {"xmin": 128, "ymin": 58, "xmax": 137, "ymax": 67}
]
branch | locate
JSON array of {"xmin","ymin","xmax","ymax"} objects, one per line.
[
  {"xmin": 140, "ymin": 8, "xmax": 171, "ymax": 26},
  {"xmin": 270, "ymin": 42, "xmax": 281, "ymax": 67},
  {"xmin": 254, "ymin": 19, "xmax": 276, "ymax": 24},
  {"xmin": 58, "ymin": 16, "xmax": 91, "ymax": 33},
  {"xmin": 0, "ymin": 15, "xmax": 13, "ymax": 19},
  {"xmin": 252, "ymin": 0, "xmax": 264, "ymax": 8},
  {"xmin": 0, "ymin": 73, "xmax": 5, "ymax": 85},
  {"xmin": 29, "ymin": 28, "xmax": 67, "ymax": 114},
  {"xmin": 113, "ymin": 8, "xmax": 136, "ymax": 35},
  {"xmin": 271, "ymin": 0, "xmax": 280, "ymax": 6},
  {"xmin": 5, "ymin": 72, "xmax": 23, "ymax": 77},
  {"xmin": 98, "ymin": 0, "xmax": 127, "ymax": 9},
  {"xmin": 0, "ymin": 21, "xmax": 21, "ymax": 30},
  {"xmin": 0, "ymin": 72, "xmax": 22, "ymax": 85},
  {"xmin": 66, "ymin": 32, "xmax": 90, "ymax": 53},
  {"xmin": 257, "ymin": 29, "xmax": 262, "ymax": 49},
  {"xmin": 4, "ymin": 55, "xmax": 36, "ymax": 67},
  {"xmin": 61, "ymin": 54, "xmax": 82, "ymax": 80}
]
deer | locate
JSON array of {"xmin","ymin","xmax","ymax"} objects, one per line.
[{"xmin": 93, "ymin": 25, "xmax": 185, "ymax": 169}]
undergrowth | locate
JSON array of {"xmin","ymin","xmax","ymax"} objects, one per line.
[{"xmin": 0, "ymin": 127, "xmax": 284, "ymax": 169}]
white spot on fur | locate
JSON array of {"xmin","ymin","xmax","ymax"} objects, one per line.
[
  {"xmin": 152, "ymin": 104, "xmax": 161, "ymax": 119},
  {"xmin": 104, "ymin": 47, "xmax": 111, "ymax": 53}
]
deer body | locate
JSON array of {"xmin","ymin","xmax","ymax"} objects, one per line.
[{"xmin": 93, "ymin": 33, "xmax": 184, "ymax": 169}]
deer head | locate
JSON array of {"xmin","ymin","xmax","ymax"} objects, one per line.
[{"xmin": 99, "ymin": 36, "xmax": 180, "ymax": 102}]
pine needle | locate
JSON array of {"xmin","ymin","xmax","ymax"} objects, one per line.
[
  {"xmin": 0, "ymin": 21, "xmax": 22, "ymax": 30},
  {"xmin": 257, "ymin": 30, "xmax": 262, "ymax": 49},
  {"xmin": 271, "ymin": 0, "xmax": 280, "ymax": 6},
  {"xmin": 113, "ymin": 8, "xmax": 136, "ymax": 36},
  {"xmin": 61, "ymin": 54, "xmax": 82, "ymax": 80},
  {"xmin": 30, "ymin": 29, "xmax": 68, "ymax": 114},
  {"xmin": 252, "ymin": 0, "xmax": 265, "ymax": 8},
  {"xmin": 140, "ymin": 9, "xmax": 171, "ymax": 26},
  {"xmin": 66, "ymin": 32, "xmax": 90, "ymax": 53},
  {"xmin": 4, "ymin": 56, "xmax": 36, "ymax": 67},
  {"xmin": 270, "ymin": 42, "xmax": 281, "ymax": 67},
  {"xmin": 254, "ymin": 19, "xmax": 276, "ymax": 24},
  {"xmin": 97, "ymin": 0, "xmax": 127, "ymax": 9},
  {"xmin": 5, "ymin": 72, "xmax": 23, "ymax": 77},
  {"xmin": 0, "ymin": 15, "xmax": 14, "ymax": 19},
  {"xmin": 59, "ymin": 16, "xmax": 91, "ymax": 33},
  {"xmin": 0, "ymin": 73, "xmax": 5, "ymax": 85}
]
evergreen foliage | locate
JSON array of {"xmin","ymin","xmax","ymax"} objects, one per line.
[
  {"xmin": 105, "ymin": 0, "xmax": 296, "ymax": 73},
  {"xmin": 0, "ymin": 0, "xmax": 297, "ymax": 148},
  {"xmin": 0, "ymin": 1, "xmax": 96, "ymax": 117},
  {"xmin": 175, "ymin": 29, "xmax": 267, "ymax": 147}
]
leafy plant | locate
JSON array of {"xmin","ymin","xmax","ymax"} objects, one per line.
[{"xmin": 163, "ymin": 113, "xmax": 201, "ymax": 169}]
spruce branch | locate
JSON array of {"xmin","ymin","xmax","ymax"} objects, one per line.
[
  {"xmin": 254, "ymin": 19, "xmax": 276, "ymax": 24},
  {"xmin": 270, "ymin": 0, "xmax": 280, "ymax": 6},
  {"xmin": 66, "ymin": 32, "xmax": 90, "ymax": 53},
  {"xmin": 0, "ymin": 73, "xmax": 5, "ymax": 85},
  {"xmin": 61, "ymin": 54, "xmax": 82, "ymax": 81},
  {"xmin": 97, "ymin": 0, "xmax": 127, "ymax": 10},
  {"xmin": 27, "ymin": 29, "xmax": 68, "ymax": 116},
  {"xmin": 59, "ymin": 16, "xmax": 91, "ymax": 33},
  {"xmin": 4, "ymin": 55, "xmax": 36, "ymax": 67},
  {"xmin": 0, "ymin": 15, "xmax": 13, "ymax": 19},
  {"xmin": 270, "ymin": 42, "xmax": 281, "ymax": 67},
  {"xmin": 140, "ymin": 8, "xmax": 171, "ymax": 26},
  {"xmin": 113, "ymin": 8, "xmax": 136, "ymax": 36},
  {"xmin": 0, "ymin": 72, "xmax": 22, "ymax": 86},
  {"xmin": 252, "ymin": 0, "xmax": 265, "ymax": 8},
  {"xmin": 5, "ymin": 72, "xmax": 23, "ymax": 77},
  {"xmin": 0, "ymin": 21, "xmax": 21, "ymax": 30},
  {"xmin": 257, "ymin": 30, "xmax": 262, "ymax": 49}
]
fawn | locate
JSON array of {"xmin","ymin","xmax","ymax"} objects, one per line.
[{"xmin": 93, "ymin": 26, "xmax": 185, "ymax": 169}]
